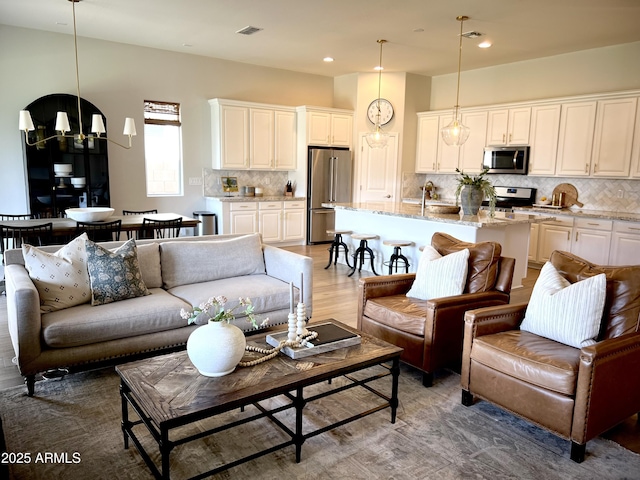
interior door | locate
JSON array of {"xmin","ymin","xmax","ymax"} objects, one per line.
[{"xmin": 358, "ymin": 132, "xmax": 398, "ymax": 202}]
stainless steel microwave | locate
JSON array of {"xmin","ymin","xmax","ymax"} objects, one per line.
[{"xmin": 482, "ymin": 146, "xmax": 530, "ymax": 175}]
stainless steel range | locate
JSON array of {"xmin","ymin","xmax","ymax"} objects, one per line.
[{"xmin": 482, "ymin": 186, "xmax": 536, "ymax": 212}]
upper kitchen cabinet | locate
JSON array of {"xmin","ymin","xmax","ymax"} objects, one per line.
[
  {"xmin": 297, "ymin": 106, "xmax": 353, "ymax": 147},
  {"xmin": 633, "ymin": 100, "xmax": 640, "ymax": 178},
  {"xmin": 22, "ymin": 93, "xmax": 110, "ymax": 218},
  {"xmin": 209, "ymin": 99, "xmax": 297, "ymax": 170},
  {"xmin": 486, "ymin": 107, "xmax": 531, "ymax": 146},
  {"xmin": 415, "ymin": 110, "xmax": 487, "ymax": 174},
  {"xmin": 556, "ymin": 101, "xmax": 597, "ymax": 176},
  {"xmin": 528, "ymin": 104, "xmax": 561, "ymax": 175},
  {"xmin": 590, "ymin": 97, "xmax": 637, "ymax": 177}
]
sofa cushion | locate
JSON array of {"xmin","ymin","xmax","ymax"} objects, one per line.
[
  {"xmin": 134, "ymin": 242, "xmax": 162, "ymax": 289},
  {"xmin": 168, "ymin": 274, "xmax": 296, "ymax": 327},
  {"xmin": 21, "ymin": 233, "xmax": 91, "ymax": 313},
  {"xmin": 406, "ymin": 246, "xmax": 469, "ymax": 300},
  {"xmin": 431, "ymin": 232, "xmax": 502, "ymax": 293},
  {"xmin": 550, "ymin": 250, "xmax": 640, "ymax": 340},
  {"xmin": 41, "ymin": 288, "xmax": 191, "ymax": 348},
  {"xmin": 160, "ymin": 234, "xmax": 266, "ymax": 289},
  {"xmin": 86, "ymin": 239, "xmax": 150, "ymax": 306},
  {"xmin": 364, "ymin": 295, "xmax": 431, "ymax": 337},
  {"xmin": 471, "ymin": 330, "xmax": 581, "ymax": 396},
  {"xmin": 520, "ymin": 261, "xmax": 606, "ymax": 349}
]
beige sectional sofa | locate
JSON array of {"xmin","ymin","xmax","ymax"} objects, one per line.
[{"xmin": 4, "ymin": 233, "xmax": 312, "ymax": 396}]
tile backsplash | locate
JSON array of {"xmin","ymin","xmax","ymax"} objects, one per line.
[
  {"xmin": 402, "ymin": 173, "xmax": 640, "ymax": 213},
  {"xmin": 203, "ymin": 169, "xmax": 292, "ymax": 197}
]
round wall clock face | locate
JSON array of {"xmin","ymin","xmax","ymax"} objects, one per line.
[{"xmin": 367, "ymin": 98, "xmax": 394, "ymax": 126}]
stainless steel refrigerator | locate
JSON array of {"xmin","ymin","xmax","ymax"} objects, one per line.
[{"xmin": 307, "ymin": 147, "xmax": 352, "ymax": 244}]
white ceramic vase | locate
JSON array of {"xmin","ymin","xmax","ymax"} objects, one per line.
[{"xmin": 186, "ymin": 321, "xmax": 246, "ymax": 377}]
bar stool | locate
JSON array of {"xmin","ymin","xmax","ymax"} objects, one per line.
[
  {"xmin": 348, "ymin": 233, "xmax": 379, "ymax": 277},
  {"xmin": 383, "ymin": 240, "xmax": 413, "ymax": 274},
  {"xmin": 325, "ymin": 229, "xmax": 352, "ymax": 269}
]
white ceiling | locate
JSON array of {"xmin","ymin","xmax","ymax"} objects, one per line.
[{"xmin": 1, "ymin": 0, "xmax": 640, "ymax": 77}]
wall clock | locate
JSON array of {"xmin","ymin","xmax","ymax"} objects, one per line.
[{"xmin": 367, "ymin": 98, "xmax": 394, "ymax": 126}]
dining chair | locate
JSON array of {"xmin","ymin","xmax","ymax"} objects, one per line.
[
  {"xmin": 1, "ymin": 223, "xmax": 54, "ymax": 260},
  {"xmin": 76, "ymin": 219, "xmax": 122, "ymax": 242},
  {"xmin": 139, "ymin": 217, "xmax": 182, "ymax": 239},
  {"xmin": 122, "ymin": 210, "xmax": 158, "ymax": 238}
]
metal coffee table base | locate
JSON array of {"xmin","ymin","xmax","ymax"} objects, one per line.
[{"xmin": 119, "ymin": 358, "xmax": 400, "ymax": 479}]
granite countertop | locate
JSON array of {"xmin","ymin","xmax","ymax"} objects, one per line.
[
  {"xmin": 206, "ymin": 195, "xmax": 305, "ymax": 202},
  {"xmin": 324, "ymin": 202, "xmax": 555, "ymax": 228},
  {"xmin": 513, "ymin": 206, "xmax": 640, "ymax": 223}
]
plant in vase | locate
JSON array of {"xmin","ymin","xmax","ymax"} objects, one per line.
[
  {"xmin": 454, "ymin": 167, "xmax": 496, "ymax": 216},
  {"xmin": 181, "ymin": 296, "xmax": 268, "ymax": 377}
]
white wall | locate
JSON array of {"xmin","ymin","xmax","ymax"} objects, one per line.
[
  {"xmin": 430, "ymin": 42, "xmax": 640, "ymax": 110},
  {"xmin": 0, "ymin": 25, "xmax": 333, "ymax": 215}
]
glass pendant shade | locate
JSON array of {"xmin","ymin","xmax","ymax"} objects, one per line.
[
  {"xmin": 366, "ymin": 124, "xmax": 389, "ymax": 148},
  {"xmin": 441, "ymin": 116, "xmax": 470, "ymax": 146}
]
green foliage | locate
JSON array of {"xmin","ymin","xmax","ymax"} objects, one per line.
[{"xmin": 454, "ymin": 167, "xmax": 497, "ymax": 215}]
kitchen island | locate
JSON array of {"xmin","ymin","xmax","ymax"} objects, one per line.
[{"xmin": 325, "ymin": 202, "xmax": 554, "ymax": 288}]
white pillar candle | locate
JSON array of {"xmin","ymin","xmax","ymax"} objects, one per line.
[
  {"xmin": 300, "ymin": 272, "xmax": 304, "ymax": 304},
  {"xmin": 289, "ymin": 281, "xmax": 294, "ymax": 313}
]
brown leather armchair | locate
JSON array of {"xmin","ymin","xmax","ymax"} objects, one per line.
[
  {"xmin": 357, "ymin": 233, "xmax": 515, "ymax": 387},
  {"xmin": 461, "ymin": 250, "xmax": 640, "ymax": 462}
]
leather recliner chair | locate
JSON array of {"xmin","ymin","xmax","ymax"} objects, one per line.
[
  {"xmin": 357, "ymin": 232, "xmax": 515, "ymax": 387},
  {"xmin": 461, "ymin": 250, "xmax": 640, "ymax": 462}
]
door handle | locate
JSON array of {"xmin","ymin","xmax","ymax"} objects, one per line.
[{"xmin": 384, "ymin": 195, "xmax": 391, "ymax": 198}]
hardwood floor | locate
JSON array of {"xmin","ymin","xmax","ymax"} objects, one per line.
[{"xmin": 2, "ymin": 244, "xmax": 637, "ymax": 452}]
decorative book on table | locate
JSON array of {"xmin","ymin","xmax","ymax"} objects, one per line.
[{"xmin": 266, "ymin": 321, "xmax": 361, "ymax": 359}]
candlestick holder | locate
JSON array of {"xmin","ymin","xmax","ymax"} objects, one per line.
[
  {"xmin": 287, "ymin": 312, "xmax": 297, "ymax": 342},
  {"xmin": 296, "ymin": 302, "xmax": 308, "ymax": 337}
]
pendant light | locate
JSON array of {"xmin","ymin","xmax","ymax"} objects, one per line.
[
  {"xmin": 441, "ymin": 16, "xmax": 471, "ymax": 147},
  {"xmin": 366, "ymin": 39, "xmax": 390, "ymax": 149},
  {"xmin": 18, "ymin": 0, "xmax": 136, "ymax": 149}
]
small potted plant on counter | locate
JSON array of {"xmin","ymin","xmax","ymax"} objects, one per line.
[{"xmin": 454, "ymin": 167, "xmax": 496, "ymax": 216}]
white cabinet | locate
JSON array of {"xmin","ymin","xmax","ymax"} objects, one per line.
[
  {"xmin": 258, "ymin": 201, "xmax": 305, "ymax": 243},
  {"xmin": 572, "ymin": 218, "xmax": 612, "ymax": 265},
  {"xmin": 301, "ymin": 107, "xmax": 353, "ymax": 147},
  {"xmin": 486, "ymin": 107, "xmax": 531, "ymax": 146},
  {"xmin": 210, "ymin": 99, "xmax": 297, "ymax": 170},
  {"xmin": 436, "ymin": 114, "xmax": 461, "ymax": 173},
  {"xmin": 591, "ymin": 97, "xmax": 637, "ymax": 177},
  {"xmin": 528, "ymin": 104, "xmax": 561, "ymax": 175},
  {"xmin": 610, "ymin": 221, "xmax": 640, "ymax": 265},
  {"xmin": 632, "ymin": 101, "xmax": 640, "ymax": 178},
  {"xmin": 538, "ymin": 217, "xmax": 574, "ymax": 263},
  {"xmin": 458, "ymin": 111, "xmax": 488, "ymax": 174},
  {"xmin": 415, "ymin": 115, "xmax": 439, "ymax": 173},
  {"xmin": 556, "ymin": 101, "xmax": 597, "ymax": 176},
  {"xmin": 229, "ymin": 202, "xmax": 258, "ymax": 235},
  {"xmin": 528, "ymin": 223, "xmax": 539, "ymax": 262}
]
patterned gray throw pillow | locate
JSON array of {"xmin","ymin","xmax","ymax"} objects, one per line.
[{"xmin": 86, "ymin": 238, "xmax": 150, "ymax": 306}]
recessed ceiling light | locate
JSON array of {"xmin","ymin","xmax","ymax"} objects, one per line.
[
  {"xmin": 183, "ymin": 43, "xmax": 193, "ymax": 47},
  {"xmin": 413, "ymin": 28, "xmax": 424, "ymax": 33},
  {"xmin": 374, "ymin": 66, "xmax": 384, "ymax": 71},
  {"xmin": 478, "ymin": 41, "xmax": 492, "ymax": 48},
  {"xmin": 323, "ymin": 57, "xmax": 334, "ymax": 62}
]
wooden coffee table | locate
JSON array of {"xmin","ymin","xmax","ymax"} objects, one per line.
[{"xmin": 116, "ymin": 320, "xmax": 402, "ymax": 479}]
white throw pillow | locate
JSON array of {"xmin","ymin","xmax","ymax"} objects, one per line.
[
  {"xmin": 520, "ymin": 261, "xmax": 606, "ymax": 349},
  {"xmin": 22, "ymin": 233, "xmax": 91, "ymax": 313},
  {"xmin": 406, "ymin": 246, "xmax": 469, "ymax": 300}
]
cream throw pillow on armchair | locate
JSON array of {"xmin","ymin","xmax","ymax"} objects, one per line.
[{"xmin": 406, "ymin": 246, "xmax": 469, "ymax": 300}]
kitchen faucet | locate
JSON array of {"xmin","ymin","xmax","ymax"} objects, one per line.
[{"xmin": 421, "ymin": 180, "xmax": 434, "ymax": 215}]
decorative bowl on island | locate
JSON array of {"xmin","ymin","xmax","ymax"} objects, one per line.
[{"xmin": 65, "ymin": 207, "xmax": 115, "ymax": 222}]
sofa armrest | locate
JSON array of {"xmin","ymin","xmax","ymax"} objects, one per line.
[
  {"xmin": 359, "ymin": 274, "xmax": 415, "ymax": 299},
  {"xmin": 5, "ymin": 264, "xmax": 43, "ymax": 372},
  {"xmin": 572, "ymin": 332, "xmax": 640, "ymax": 444},
  {"xmin": 460, "ymin": 303, "xmax": 527, "ymax": 389},
  {"xmin": 262, "ymin": 245, "xmax": 313, "ymax": 311}
]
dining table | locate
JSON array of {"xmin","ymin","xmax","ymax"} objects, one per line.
[{"xmin": 0, "ymin": 213, "xmax": 200, "ymax": 240}]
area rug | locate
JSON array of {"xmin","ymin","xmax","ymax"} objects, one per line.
[{"xmin": 2, "ymin": 364, "xmax": 639, "ymax": 480}]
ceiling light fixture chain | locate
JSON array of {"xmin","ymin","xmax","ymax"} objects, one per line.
[
  {"xmin": 18, "ymin": 0, "xmax": 136, "ymax": 149},
  {"xmin": 366, "ymin": 39, "xmax": 390, "ymax": 149},
  {"xmin": 441, "ymin": 15, "xmax": 471, "ymax": 147}
]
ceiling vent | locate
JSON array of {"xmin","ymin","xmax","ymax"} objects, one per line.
[
  {"xmin": 461, "ymin": 31, "xmax": 483, "ymax": 39},
  {"xmin": 236, "ymin": 26, "xmax": 263, "ymax": 35}
]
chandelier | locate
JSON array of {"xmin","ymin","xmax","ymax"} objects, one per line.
[
  {"xmin": 18, "ymin": 0, "xmax": 136, "ymax": 149},
  {"xmin": 441, "ymin": 15, "xmax": 471, "ymax": 147},
  {"xmin": 365, "ymin": 39, "xmax": 390, "ymax": 149}
]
